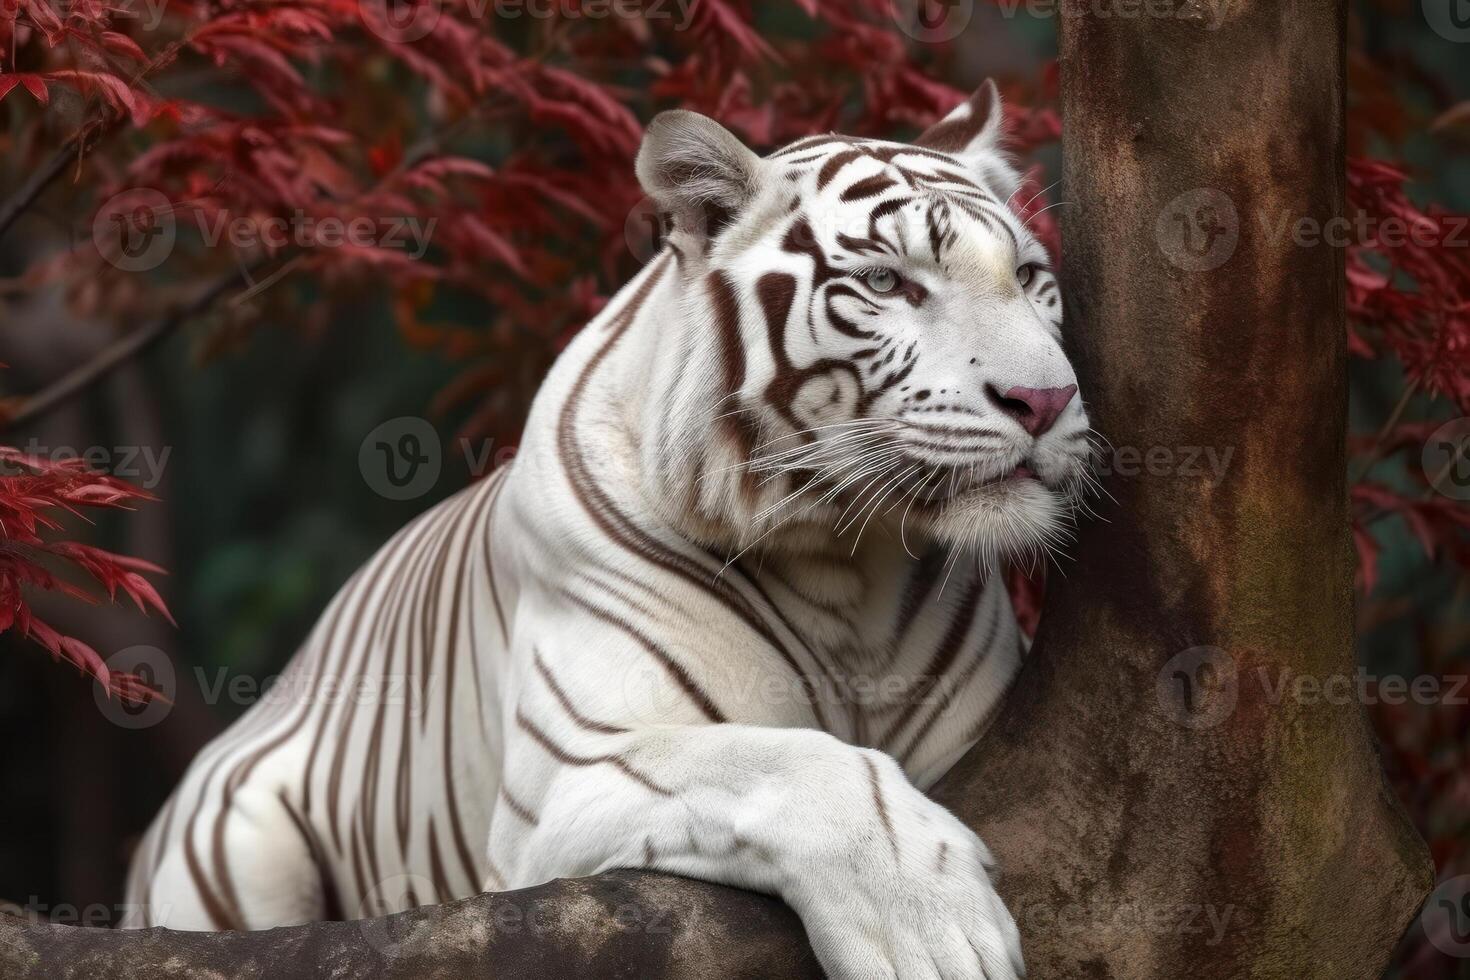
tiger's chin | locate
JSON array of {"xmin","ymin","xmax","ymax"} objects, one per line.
[{"xmin": 922, "ymin": 476, "xmax": 1071, "ymax": 569}]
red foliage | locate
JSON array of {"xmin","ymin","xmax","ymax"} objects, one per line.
[
  {"xmin": 1344, "ymin": 134, "xmax": 1470, "ymax": 596},
  {"xmin": 0, "ymin": 448, "xmax": 169, "ymax": 703},
  {"xmin": 0, "ymin": 0, "xmax": 1076, "ymax": 428}
]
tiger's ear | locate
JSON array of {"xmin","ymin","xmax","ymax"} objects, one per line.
[
  {"xmin": 915, "ymin": 80, "xmax": 1020, "ymax": 199},
  {"xmin": 637, "ymin": 110, "xmax": 764, "ymax": 243}
]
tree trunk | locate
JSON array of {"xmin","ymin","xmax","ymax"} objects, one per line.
[
  {"xmin": 0, "ymin": 0, "xmax": 1431, "ymax": 976},
  {"xmin": 930, "ymin": 0, "xmax": 1434, "ymax": 975}
]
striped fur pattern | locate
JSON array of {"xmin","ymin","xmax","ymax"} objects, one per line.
[{"xmin": 125, "ymin": 82, "xmax": 1092, "ymax": 980}]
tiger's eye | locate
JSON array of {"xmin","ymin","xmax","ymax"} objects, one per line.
[
  {"xmin": 1017, "ymin": 264, "xmax": 1036, "ymax": 288},
  {"xmin": 867, "ymin": 268, "xmax": 898, "ymax": 293}
]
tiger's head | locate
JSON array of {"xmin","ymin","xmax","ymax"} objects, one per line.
[{"xmin": 634, "ymin": 81, "xmax": 1093, "ymax": 568}]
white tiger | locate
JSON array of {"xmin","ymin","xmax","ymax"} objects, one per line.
[{"xmin": 124, "ymin": 81, "xmax": 1092, "ymax": 980}]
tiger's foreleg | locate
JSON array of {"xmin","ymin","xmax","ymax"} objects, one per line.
[{"xmin": 490, "ymin": 721, "xmax": 1022, "ymax": 980}]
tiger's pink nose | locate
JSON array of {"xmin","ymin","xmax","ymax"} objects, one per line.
[{"xmin": 988, "ymin": 383, "xmax": 1078, "ymax": 436}]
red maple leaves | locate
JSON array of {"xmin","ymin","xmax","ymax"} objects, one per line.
[{"xmin": 0, "ymin": 448, "xmax": 170, "ymax": 702}]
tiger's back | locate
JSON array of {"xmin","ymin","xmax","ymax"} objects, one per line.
[{"xmin": 124, "ymin": 467, "xmax": 516, "ymax": 926}]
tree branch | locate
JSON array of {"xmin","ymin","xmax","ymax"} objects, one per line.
[
  {"xmin": 0, "ymin": 122, "xmax": 112, "ymax": 244},
  {"xmin": 0, "ymin": 266, "xmax": 254, "ymax": 434},
  {"xmin": 0, "ymin": 872, "xmax": 820, "ymax": 980}
]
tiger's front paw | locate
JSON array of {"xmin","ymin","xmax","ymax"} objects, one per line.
[{"xmin": 786, "ymin": 752, "xmax": 1022, "ymax": 980}]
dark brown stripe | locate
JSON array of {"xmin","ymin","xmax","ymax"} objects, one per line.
[
  {"xmin": 431, "ymin": 486, "xmax": 499, "ymax": 891},
  {"xmin": 142, "ymin": 792, "xmax": 182, "ymax": 919},
  {"xmin": 348, "ymin": 820, "xmax": 370, "ymax": 915},
  {"xmin": 346, "ymin": 500, "xmax": 456, "ymax": 896},
  {"xmin": 770, "ymin": 135, "xmax": 851, "ymax": 158},
  {"xmin": 441, "ymin": 622, "xmax": 484, "ymax": 891},
  {"xmin": 182, "ymin": 754, "xmax": 244, "ymax": 930},
  {"xmin": 869, "ymin": 196, "xmax": 912, "ymax": 224},
  {"xmin": 893, "ymin": 592, "xmax": 1002, "ymax": 765},
  {"xmin": 533, "ymin": 646, "xmax": 629, "ymax": 735},
  {"xmin": 563, "ymin": 591, "xmax": 725, "ymax": 724},
  {"xmin": 278, "ymin": 792, "xmax": 344, "ymax": 921},
  {"xmin": 516, "ymin": 708, "xmax": 672, "ymax": 797},
  {"xmin": 499, "ymin": 785, "xmax": 540, "ymax": 826},
  {"xmin": 426, "ymin": 820, "xmax": 453, "ymax": 904},
  {"xmin": 840, "ymin": 173, "xmax": 898, "ymax": 202},
  {"xmin": 482, "ymin": 468, "xmax": 512, "ymax": 644},
  {"xmin": 863, "ymin": 755, "xmax": 900, "ymax": 859},
  {"xmin": 835, "ymin": 232, "xmax": 885, "ymax": 256},
  {"xmin": 878, "ymin": 575, "xmax": 987, "ymax": 749},
  {"xmin": 817, "ymin": 148, "xmax": 864, "ymax": 190},
  {"xmin": 305, "ymin": 510, "xmax": 432, "ymax": 851},
  {"xmin": 362, "ymin": 504, "xmax": 457, "ymax": 891},
  {"xmin": 893, "ymin": 548, "xmax": 946, "ymax": 648},
  {"xmin": 927, "ymin": 202, "xmax": 949, "ymax": 262},
  {"xmin": 706, "ymin": 270, "xmax": 761, "ymax": 501}
]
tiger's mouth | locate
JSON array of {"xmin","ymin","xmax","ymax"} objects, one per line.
[
  {"xmin": 916, "ymin": 464, "xmax": 1076, "ymax": 564},
  {"xmin": 915, "ymin": 461, "xmax": 1047, "ymax": 506}
]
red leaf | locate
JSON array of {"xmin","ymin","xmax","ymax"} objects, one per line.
[
  {"xmin": 0, "ymin": 74, "xmax": 48, "ymax": 105},
  {"xmin": 20, "ymin": 75, "xmax": 48, "ymax": 104},
  {"xmin": 99, "ymin": 31, "xmax": 148, "ymax": 63}
]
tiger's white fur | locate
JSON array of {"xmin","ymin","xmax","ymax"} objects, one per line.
[{"xmin": 124, "ymin": 82, "xmax": 1092, "ymax": 980}]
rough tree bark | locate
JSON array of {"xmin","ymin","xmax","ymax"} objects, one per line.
[
  {"xmin": 930, "ymin": 0, "xmax": 1435, "ymax": 975},
  {"xmin": 0, "ymin": 0, "xmax": 1433, "ymax": 976}
]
